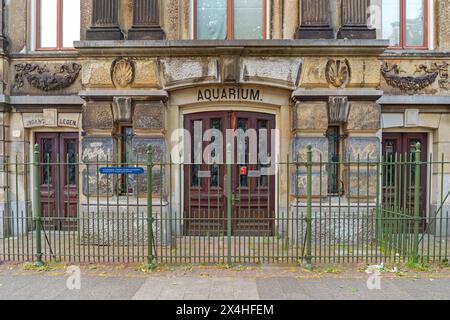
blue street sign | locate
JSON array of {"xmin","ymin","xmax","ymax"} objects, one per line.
[{"xmin": 99, "ymin": 167, "xmax": 145, "ymax": 175}]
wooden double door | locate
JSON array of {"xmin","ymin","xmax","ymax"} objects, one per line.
[
  {"xmin": 382, "ymin": 133, "xmax": 428, "ymax": 222},
  {"xmin": 36, "ymin": 133, "xmax": 79, "ymax": 230},
  {"xmin": 184, "ymin": 112, "xmax": 276, "ymax": 236}
]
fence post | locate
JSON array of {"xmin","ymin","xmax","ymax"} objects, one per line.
[
  {"xmin": 146, "ymin": 145, "xmax": 155, "ymax": 270},
  {"xmin": 305, "ymin": 145, "xmax": 313, "ymax": 269},
  {"xmin": 412, "ymin": 142, "xmax": 421, "ymax": 263},
  {"xmin": 33, "ymin": 144, "xmax": 44, "ymax": 267},
  {"xmin": 226, "ymin": 143, "xmax": 232, "ymax": 266}
]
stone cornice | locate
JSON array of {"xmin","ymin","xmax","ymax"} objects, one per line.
[
  {"xmin": 79, "ymin": 89, "xmax": 169, "ymax": 102},
  {"xmin": 74, "ymin": 39, "xmax": 389, "ymax": 57},
  {"xmin": 292, "ymin": 89, "xmax": 384, "ymax": 101},
  {"xmin": 378, "ymin": 95, "xmax": 450, "ymax": 105}
]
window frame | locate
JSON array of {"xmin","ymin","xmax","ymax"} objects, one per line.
[
  {"xmin": 35, "ymin": 0, "xmax": 78, "ymax": 51},
  {"xmin": 193, "ymin": 0, "xmax": 268, "ymax": 40},
  {"xmin": 325, "ymin": 126, "xmax": 342, "ymax": 196},
  {"xmin": 383, "ymin": 0, "xmax": 429, "ymax": 50}
]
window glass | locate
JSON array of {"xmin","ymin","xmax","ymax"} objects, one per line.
[
  {"xmin": 196, "ymin": 0, "xmax": 227, "ymax": 40},
  {"xmin": 234, "ymin": 0, "xmax": 264, "ymax": 39},
  {"xmin": 405, "ymin": 0, "xmax": 425, "ymax": 47},
  {"xmin": 62, "ymin": 0, "xmax": 80, "ymax": 48},
  {"xmin": 66, "ymin": 139, "xmax": 77, "ymax": 185},
  {"xmin": 123, "ymin": 127, "xmax": 134, "ymax": 165},
  {"xmin": 382, "ymin": 0, "xmax": 400, "ymax": 47},
  {"xmin": 39, "ymin": 0, "xmax": 58, "ymax": 48},
  {"xmin": 326, "ymin": 127, "xmax": 340, "ymax": 195},
  {"xmin": 42, "ymin": 138, "xmax": 53, "ymax": 185}
]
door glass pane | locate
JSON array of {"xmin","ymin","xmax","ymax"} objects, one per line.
[
  {"xmin": 237, "ymin": 119, "xmax": 248, "ymax": 187},
  {"xmin": 257, "ymin": 119, "xmax": 268, "ymax": 187},
  {"xmin": 405, "ymin": 0, "xmax": 425, "ymax": 47},
  {"xmin": 234, "ymin": 0, "xmax": 264, "ymax": 39},
  {"xmin": 42, "ymin": 138, "xmax": 53, "ymax": 185},
  {"xmin": 66, "ymin": 139, "xmax": 77, "ymax": 185},
  {"xmin": 382, "ymin": 0, "xmax": 400, "ymax": 47},
  {"xmin": 383, "ymin": 139, "xmax": 397, "ymax": 189},
  {"xmin": 409, "ymin": 139, "xmax": 421, "ymax": 183},
  {"xmin": 384, "ymin": 140, "xmax": 397, "ymax": 161},
  {"xmin": 62, "ymin": 0, "xmax": 80, "ymax": 48},
  {"xmin": 196, "ymin": 0, "xmax": 227, "ymax": 40},
  {"xmin": 191, "ymin": 121, "xmax": 202, "ymax": 187},
  {"xmin": 210, "ymin": 119, "xmax": 221, "ymax": 187},
  {"xmin": 39, "ymin": 0, "xmax": 58, "ymax": 48}
]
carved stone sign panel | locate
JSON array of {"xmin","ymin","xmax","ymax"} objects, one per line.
[
  {"xmin": 197, "ymin": 87, "xmax": 263, "ymax": 102},
  {"xmin": 23, "ymin": 113, "xmax": 45, "ymax": 128},
  {"xmin": 58, "ymin": 113, "xmax": 81, "ymax": 128},
  {"xmin": 23, "ymin": 110, "xmax": 80, "ymax": 128}
]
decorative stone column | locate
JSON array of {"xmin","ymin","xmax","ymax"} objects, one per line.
[
  {"xmin": 338, "ymin": 0, "xmax": 376, "ymax": 39},
  {"xmin": 295, "ymin": 0, "xmax": 334, "ymax": 39},
  {"xmin": 128, "ymin": 0, "xmax": 166, "ymax": 40},
  {"xmin": 86, "ymin": 0, "xmax": 122, "ymax": 40}
]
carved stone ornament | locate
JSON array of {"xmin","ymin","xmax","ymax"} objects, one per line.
[
  {"xmin": 14, "ymin": 63, "xmax": 81, "ymax": 91},
  {"xmin": 325, "ymin": 59, "xmax": 350, "ymax": 88},
  {"xmin": 381, "ymin": 62, "xmax": 449, "ymax": 94},
  {"xmin": 111, "ymin": 58, "xmax": 135, "ymax": 88},
  {"xmin": 416, "ymin": 62, "xmax": 449, "ymax": 90},
  {"xmin": 328, "ymin": 96, "xmax": 350, "ymax": 124}
]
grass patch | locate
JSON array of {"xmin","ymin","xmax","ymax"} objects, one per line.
[
  {"xmin": 319, "ymin": 267, "xmax": 343, "ymax": 274},
  {"xmin": 23, "ymin": 263, "xmax": 51, "ymax": 272},
  {"xmin": 406, "ymin": 260, "xmax": 429, "ymax": 272}
]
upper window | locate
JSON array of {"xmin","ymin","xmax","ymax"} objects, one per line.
[
  {"xmin": 382, "ymin": 0, "xmax": 428, "ymax": 49},
  {"xmin": 195, "ymin": 0, "xmax": 266, "ymax": 40},
  {"xmin": 36, "ymin": 0, "xmax": 80, "ymax": 50}
]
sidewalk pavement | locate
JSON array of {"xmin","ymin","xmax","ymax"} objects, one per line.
[{"xmin": 1, "ymin": 263, "xmax": 450, "ymax": 300}]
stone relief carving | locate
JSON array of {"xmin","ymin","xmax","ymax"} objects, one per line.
[
  {"xmin": 415, "ymin": 62, "xmax": 449, "ymax": 90},
  {"xmin": 381, "ymin": 62, "xmax": 449, "ymax": 94},
  {"xmin": 111, "ymin": 58, "xmax": 135, "ymax": 88},
  {"xmin": 325, "ymin": 59, "xmax": 350, "ymax": 88},
  {"xmin": 345, "ymin": 137, "xmax": 379, "ymax": 162},
  {"xmin": 14, "ymin": 63, "xmax": 81, "ymax": 91}
]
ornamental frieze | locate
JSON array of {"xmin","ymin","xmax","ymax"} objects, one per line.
[
  {"xmin": 381, "ymin": 62, "xmax": 449, "ymax": 94},
  {"xmin": 14, "ymin": 63, "xmax": 81, "ymax": 91}
]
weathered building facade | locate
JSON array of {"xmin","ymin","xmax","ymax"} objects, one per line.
[{"xmin": 0, "ymin": 0, "xmax": 449, "ymax": 254}]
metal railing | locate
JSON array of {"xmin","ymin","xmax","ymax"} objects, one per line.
[{"xmin": 0, "ymin": 144, "xmax": 449, "ymax": 267}]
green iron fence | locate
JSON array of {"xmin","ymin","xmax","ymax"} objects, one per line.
[{"xmin": 0, "ymin": 144, "xmax": 449, "ymax": 267}]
